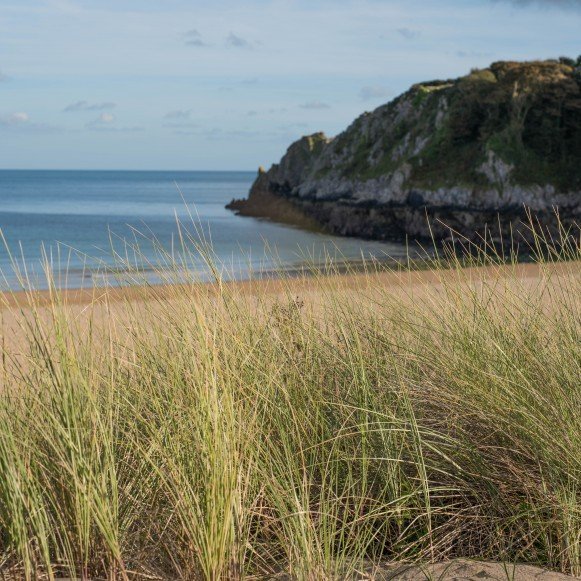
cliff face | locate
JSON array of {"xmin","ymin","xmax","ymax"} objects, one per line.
[{"xmin": 227, "ymin": 59, "xmax": 581, "ymax": 244}]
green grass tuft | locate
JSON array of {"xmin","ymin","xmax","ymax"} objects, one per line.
[{"xmin": 0, "ymin": 219, "xmax": 579, "ymax": 579}]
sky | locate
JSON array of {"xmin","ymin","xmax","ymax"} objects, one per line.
[{"xmin": 0, "ymin": 0, "xmax": 580, "ymax": 170}]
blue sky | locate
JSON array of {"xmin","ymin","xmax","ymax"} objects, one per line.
[{"xmin": 0, "ymin": 0, "xmax": 579, "ymax": 170}]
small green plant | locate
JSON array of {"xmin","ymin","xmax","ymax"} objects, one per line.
[{"xmin": 413, "ymin": 86, "xmax": 430, "ymax": 108}]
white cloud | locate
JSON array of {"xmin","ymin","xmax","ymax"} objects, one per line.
[
  {"xmin": 164, "ymin": 109, "xmax": 191, "ymax": 119},
  {"xmin": 299, "ymin": 101, "xmax": 331, "ymax": 110},
  {"xmin": 163, "ymin": 110, "xmax": 197, "ymax": 129},
  {"xmin": 0, "ymin": 112, "xmax": 61, "ymax": 133},
  {"xmin": 0, "ymin": 112, "xmax": 31, "ymax": 128},
  {"xmin": 397, "ymin": 27, "xmax": 420, "ymax": 40},
  {"xmin": 8, "ymin": 112, "xmax": 29, "ymax": 124},
  {"xmin": 85, "ymin": 112, "xmax": 116, "ymax": 129},
  {"xmin": 64, "ymin": 101, "xmax": 116, "ymax": 112},
  {"xmin": 184, "ymin": 29, "xmax": 207, "ymax": 47},
  {"xmin": 226, "ymin": 32, "xmax": 253, "ymax": 49}
]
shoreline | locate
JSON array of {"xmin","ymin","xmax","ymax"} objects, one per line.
[
  {"xmin": 0, "ymin": 255, "xmax": 420, "ymax": 307},
  {"xmin": 1, "ymin": 257, "xmax": 577, "ymax": 310}
]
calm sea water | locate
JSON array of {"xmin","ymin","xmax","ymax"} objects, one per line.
[{"xmin": 0, "ymin": 170, "xmax": 410, "ymax": 290}]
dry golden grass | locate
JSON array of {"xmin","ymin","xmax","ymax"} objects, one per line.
[{"xmin": 0, "ymin": 227, "xmax": 579, "ymax": 579}]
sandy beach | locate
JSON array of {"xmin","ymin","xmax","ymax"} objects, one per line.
[
  {"xmin": 2, "ymin": 259, "xmax": 576, "ymax": 309},
  {"xmin": 2, "ymin": 259, "xmax": 578, "ymax": 369}
]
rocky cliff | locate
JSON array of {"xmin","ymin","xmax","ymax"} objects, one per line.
[{"xmin": 227, "ymin": 59, "xmax": 581, "ymax": 244}]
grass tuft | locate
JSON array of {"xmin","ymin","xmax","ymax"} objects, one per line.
[{"xmin": 0, "ymin": 219, "xmax": 579, "ymax": 579}]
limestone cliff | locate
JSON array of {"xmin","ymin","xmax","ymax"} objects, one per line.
[{"xmin": 227, "ymin": 59, "xmax": 581, "ymax": 244}]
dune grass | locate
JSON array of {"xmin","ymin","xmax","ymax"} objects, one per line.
[{"xmin": 0, "ymin": 224, "xmax": 579, "ymax": 580}]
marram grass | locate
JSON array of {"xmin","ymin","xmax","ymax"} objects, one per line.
[{"xmin": 0, "ymin": 224, "xmax": 579, "ymax": 580}]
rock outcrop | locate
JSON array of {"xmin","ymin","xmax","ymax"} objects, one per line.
[{"xmin": 227, "ymin": 59, "xmax": 581, "ymax": 245}]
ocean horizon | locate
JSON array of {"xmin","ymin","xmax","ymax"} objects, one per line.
[{"xmin": 0, "ymin": 169, "xmax": 410, "ymax": 291}]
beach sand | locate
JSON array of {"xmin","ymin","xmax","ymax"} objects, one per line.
[
  {"xmin": 1, "ymin": 260, "xmax": 577, "ymax": 364},
  {"xmin": 1, "ymin": 260, "xmax": 575, "ymax": 309}
]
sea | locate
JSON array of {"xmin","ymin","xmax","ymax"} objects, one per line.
[{"xmin": 0, "ymin": 170, "xmax": 412, "ymax": 291}]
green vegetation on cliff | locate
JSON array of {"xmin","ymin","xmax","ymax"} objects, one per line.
[
  {"xmin": 319, "ymin": 58, "xmax": 581, "ymax": 191},
  {"xmin": 229, "ymin": 59, "xmax": 580, "ymax": 243}
]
